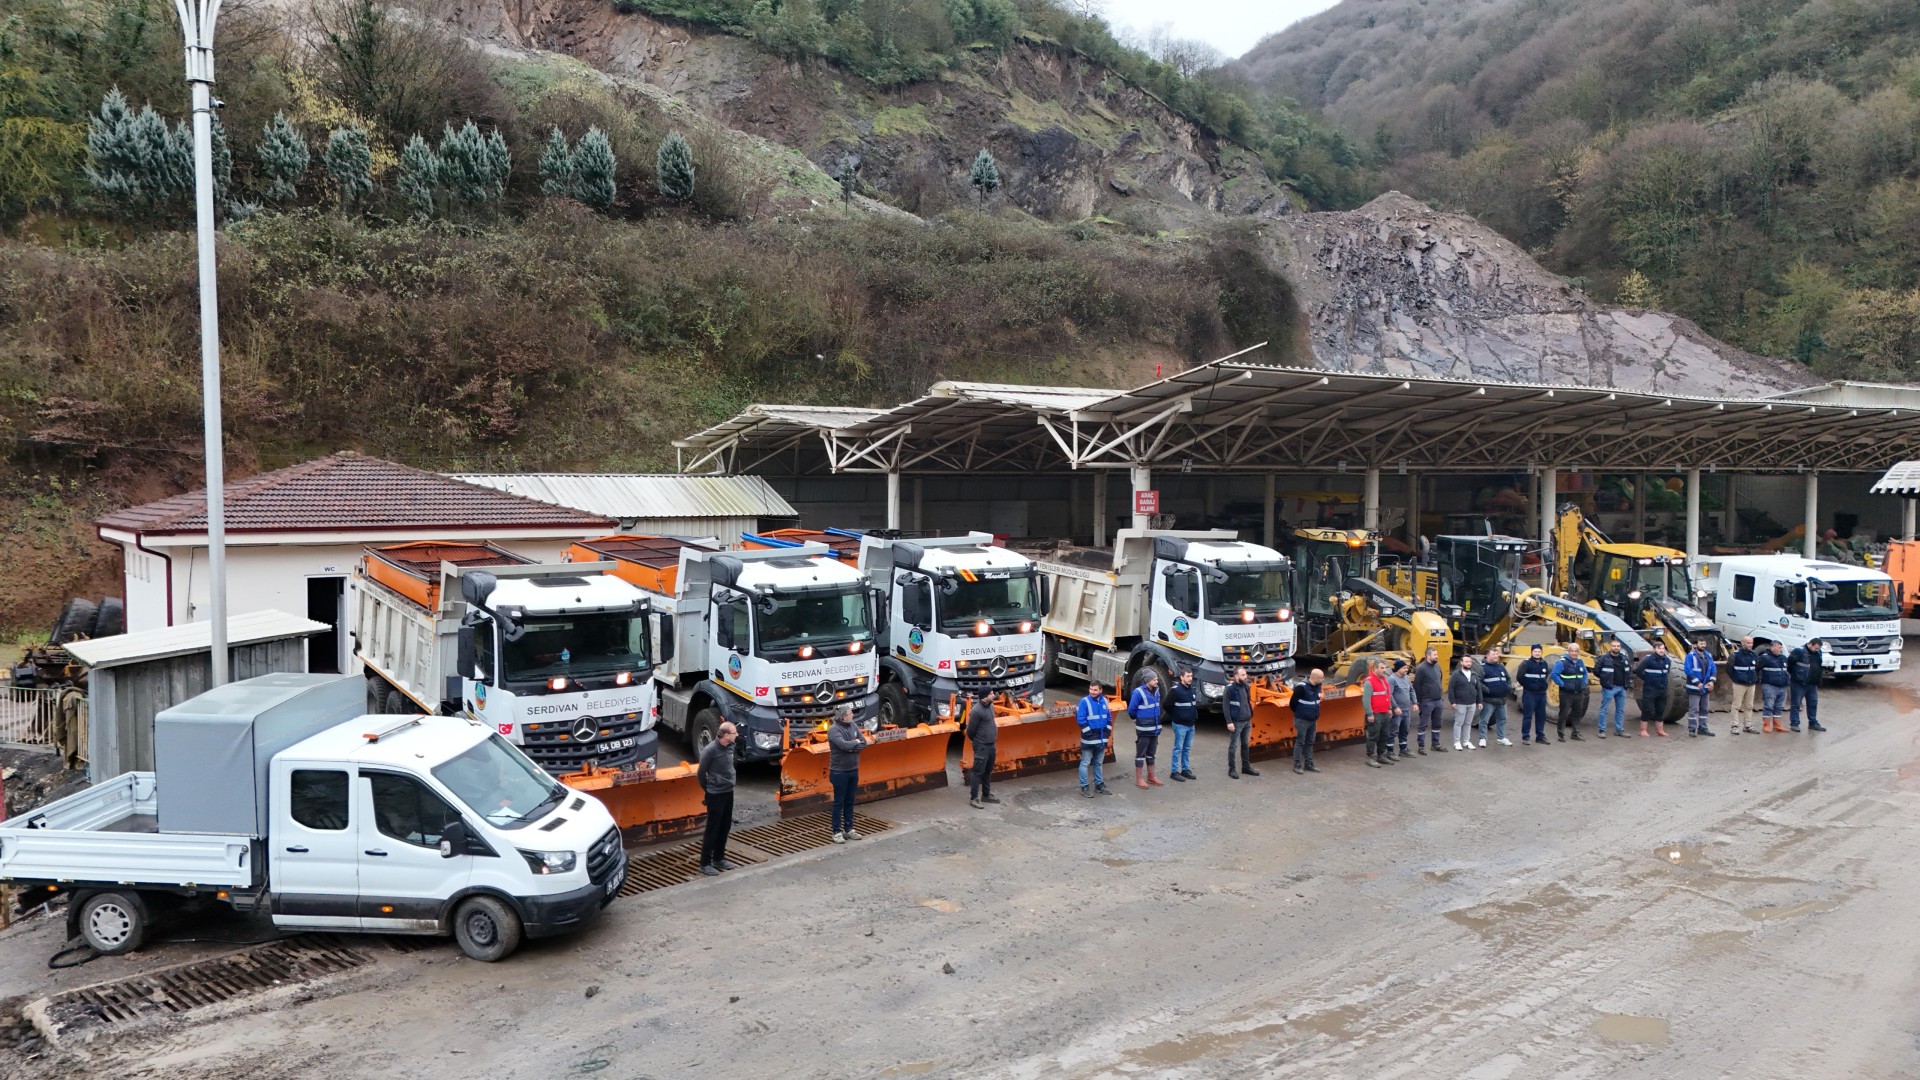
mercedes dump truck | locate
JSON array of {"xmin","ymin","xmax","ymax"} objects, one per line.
[
  {"xmin": 566, "ymin": 535, "xmax": 882, "ymax": 764},
  {"xmin": 0, "ymin": 674, "xmax": 626, "ymax": 962},
  {"xmin": 354, "ymin": 541, "xmax": 659, "ymax": 776},
  {"xmin": 1021, "ymin": 529, "xmax": 1296, "ymax": 707}
]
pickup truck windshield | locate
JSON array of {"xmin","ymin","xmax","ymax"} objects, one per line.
[
  {"xmin": 938, "ymin": 573, "xmax": 1038, "ymax": 630},
  {"xmin": 1207, "ymin": 569, "xmax": 1291, "ymax": 618},
  {"xmin": 757, "ymin": 588, "xmax": 873, "ymax": 653},
  {"xmin": 1811, "ymin": 579, "xmax": 1898, "ymax": 620},
  {"xmin": 432, "ymin": 734, "xmax": 566, "ymax": 828},
  {"xmin": 502, "ymin": 612, "xmax": 649, "ymax": 683}
]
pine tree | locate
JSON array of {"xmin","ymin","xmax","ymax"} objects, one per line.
[
  {"xmin": 324, "ymin": 126, "xmax": 374, "ymax": 207},
  {"xmin": 257, "ymin": 111, "xmax": 310, "ymax": 202},
  {"xmin": 210, "ymin": 115, "xmax": 231, "ymax": 207},
  {"xmin": 438, "ymin": 120, "xmax": 504, "ymax": 207},
  {"xmin": 572, "ymin": 127, "xmax": 616, "ymax": 209},
  {"xmin": 969, "ymin": 147, "xmax": 1000, "ymax": 206},
  {"xmin": 85, "ymin": 88, "xmax": 189, "ymax": 215},
  {"xmin": 398, "ymin": 133, "xmax": 440, "ymax": 220},
  {"xmin": 539, "ymin": 127, "xmax": 574, "ymax": 198},
  {"xmin": 656, "ymin": 131, "xmax": 695, "ymax": 201},
  {"xmin": 483, "ymin": 127, "xmax": 510, "ymax": 198},
  {"xmin": 838, "ymin": 152, "xmax": 858, "ymax": 215}
]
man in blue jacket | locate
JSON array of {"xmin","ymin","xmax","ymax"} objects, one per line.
[
  {"xmin": 1475, "ymin": 648, "xmax": 1512, "ymax": 747},
  {"xmin": 1787, "ymin": 639, "xmax": 1827, "ymax": 732},
  {"xmin": 1291, "ymin": 668, "xmax": 1325, "ymax": 774},
  {"xmin": 1593, "ymin": 638, "xmax": 1633, "ymax": 738},
  {"xmin": 1635, "ymin": 641, "xmax": 1674, "ymax": 738},
  {"xmin": 1077, "ymin": 681, "xmax": 1114, "ymax": 797},
  {"xmin": 1727, "ymin": 636, "xmax": 1760, "ymax": 734},
  {"xmin": 1758, "ymin": 640, "xmax": 1791, "ymax": 732},
  {"xmin": 1165, "ymin": 668, "xmax": 1201, "ymax": 781},
  {"xmin": 1550, "ymin": 642, "xmax": 1589, "ymax": 742},
  {"xmin": 1683, "ymin": 640, "xmax": 1718, "ymax": 737},
  {"xmin": 1516, "ymin": 645, "xmax": 1552, "ymax": 746},
  {"xmin": 1128, "ymin": 669, "xmax": 1164, "ymax": 789}
]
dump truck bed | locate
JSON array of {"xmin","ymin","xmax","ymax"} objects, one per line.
[{"xmin": 0, "ymin": 772, "xmax": 256, "ymax": 889}]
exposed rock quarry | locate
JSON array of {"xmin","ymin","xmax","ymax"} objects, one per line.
[{"xmin": 1267, "ymin": 192, "xmax": 1818, "ymax": 396}]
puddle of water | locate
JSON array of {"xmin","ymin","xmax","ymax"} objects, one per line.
[
  {"xmin": 1445, "ymin": 884, "xmax": 1592, "ymax": 939},
  {"xmin": 916, "ymin": 898, "xmax": 960, "ymax": 914},
  {"xmin": 1130, "ymin": 1023, "xmax": 1288, "ymax": 1067},
  {"xmin": 1690, "ymin": 929, "xmax": 1751, "ymax": 955},
  {"xmin": 1592, "ymin": 1013, "xmax": 1670, "ymax": 1046},
  {"xmin": 1423, "ymin": 869, "xmax": 1461, "ymax": 883},
  {"xmin": 1098, "ymin": 857, "xmax": 1138, "ymax": 868},
  {"xmin": 1102, "ymin": 825, "xmax": 1130, "ymax": 841},
  {"xmin": 880, "ymin": 1063, "xmax": 938, "ymax": 1077},
  {"xmin": 1656, "ymin": 843, "xmax": 1706, "ymax": 866},
  {"xmin": 1292, "ymin": 1004, "xmax": 1361, "ymax": 1040},
  {"xmin": 1742, "ymin": 897, "xmax": 1844, "ymax": 921},
  {"xmin": 1876, "ymin": 680, "xmax": 1920, "ymax": 716}
]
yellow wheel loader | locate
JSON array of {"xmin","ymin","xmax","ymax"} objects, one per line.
[{"xmin": 1290, "ymin": 527, "xmax": 1454, "ymax": 684}]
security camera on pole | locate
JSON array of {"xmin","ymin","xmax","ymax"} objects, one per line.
[{"xmin": 173, "ymin": 0, "xmax": 230, "ymax": 684}]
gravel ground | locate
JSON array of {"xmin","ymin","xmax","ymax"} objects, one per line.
[{"xmin": 5, "ymin": 668, "xmax": 1919, "ymax": 1079}]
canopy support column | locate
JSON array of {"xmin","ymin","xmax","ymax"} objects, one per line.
[
  {"xmin": 1363, "ymin": 467, "xmax": 1381, "ymax": 532},
  {"xmin": 1131, "ymin": 465, "xmax": 1153, "ymax": 532},
  {"xmin": 1685, "ymin": 468, "xmax": 1701, "ymax": 561},
  {"xmin": 885, "ymin": 471, "xmax": 901, "ymax": 531},
  {"xmin": 1904, "ymin": 497, "xmax": 1917, "ymax": 542},
  {"xmin": 912, "ymin": 477, "xmax": 924, "ymax": 533},
  {"xmin": 1804, "ymin": 472, "xmax": 1819, "ymax": 559},
  {"xmin": 1539, "ymin": 467, "xmax": 1557, "ymax": 590}
]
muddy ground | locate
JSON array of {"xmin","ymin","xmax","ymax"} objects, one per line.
[{"xmin": 4, "ymin": 667, "xmax": 1919, "ymax": 1079}]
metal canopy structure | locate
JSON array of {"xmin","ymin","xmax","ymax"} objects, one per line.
[
  {"xmin": 1870, "ymin": 461, "xmax": 1920, "ymax": 496},
  {"xmin": 677, "ymin": 360, "xmax": 1920, "ymax": 477}
]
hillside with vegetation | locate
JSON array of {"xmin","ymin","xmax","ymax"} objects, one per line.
[{"xmin": 1242, "ymin": 0, "xmax": 1920, "ymax": 382}]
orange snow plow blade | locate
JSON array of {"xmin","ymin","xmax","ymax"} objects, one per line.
[
  {"xmin": 960, "ymin": 695, "xmax": 1118, "ymax": 780},
  {"xmin": 1247, "ymin": 682, "xmax": 1367, "ymax": 762},
  {"xmin": 778, "ymin": 721, "xmax": 959, "ymax": 817},
  {"xmin": 562, "ymin": 762, "xmax": 708, "ymax": 844}
]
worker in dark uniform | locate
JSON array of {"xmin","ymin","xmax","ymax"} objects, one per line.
[
  {"xmin": 1225, "ymin": 667, "xmax": 1259, "ymax": 779},
  {"xmin": 1550, "ymin": 642, "xmax": 1589, "ymax": 742},
  {"xmin": 1758, "ymin": 641, "xmax": 1791, "ymax": 732},
  {"xmin": 965, "ymin": 694, "xmax": 999, "ymax": 808},
  {"xmin": 1413, "ymin": 647, "xmax": 1447, "ymax": 754},
  {"xmin": 1727, "ymin": 636, "xmax": 1760, "ymax": 734},
  {"xmin": 696, "ymin": 721, "xmax": 739, "ymax": 876},
  {"xmin": 1635, "ymin": 641, "xmax": 1673, "ymax": 738},
  {"xmin": 1291, "ymin": 668, "xmax": 1325, "ymax": 774},
  {"xmin": 1787, "ymin": 638, "xmax": 1827, "ymax": 732},
  {"xmin": 1516, "ymin": 644, "xmax": 1552, "ymax": 746}
]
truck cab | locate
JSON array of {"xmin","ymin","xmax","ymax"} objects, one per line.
[
  {"xmin": 1697, "ymin": 555, "xmax": 1904, "ymax": 679},
  {"xmin": 857, "ymin": 532, "xmax": 1048, "ymax": 726}
]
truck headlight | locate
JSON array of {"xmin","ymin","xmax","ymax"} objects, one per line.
[
  {"xmin": 754, "ymin": 731, "xmax": 782, "ymax": 749},
  {"xmin": 1202, "ymin": 682, "xmax": 1224, "ymax": 699},
  {"xmin": 518, "ymin": 849, "xmax": 577, "ymax": 875}
]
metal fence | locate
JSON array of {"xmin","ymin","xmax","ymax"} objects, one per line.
[{"xmin": 0, "ymin": 686, "xmax": 60, "ymax": 745}]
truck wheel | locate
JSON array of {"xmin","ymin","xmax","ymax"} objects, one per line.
[
  {"xmin": 50, "ymin": 598, "xmax": 97, "ymax": 646},
  {"xmin": 384, "ymin": 685, "xmax": 414, "ymax": 715},
  {"xmin": 452, "ymin": 895, "xmax": 522, "ymax": 962},
  {"xmin": 366, "ymin": 676, "xmax": 386, "ymax": 714},
  {"xmin": 877, "ymin": 683, "xmax": 915, "ymax": 728},
  {"xmin": 78, "ymin": 891, "xmax": 148, "ymax": 955},
  {"xmin": 690, "ymin": 706, "xmax": 723, "ymax": 758}
]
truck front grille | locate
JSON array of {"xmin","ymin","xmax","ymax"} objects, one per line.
[
  {"xmin": 953, "ymin": 654, "xmax": 1040, "ymax": 694},
  {"xmin": 1223, "ymin": 641, "xmax": 1291, "ymax": 674},
  {"xmin": 586, "ymin": 827, "xmax": 624, "ymax": 889},
  {"xmin": 775, "ymin": 676, "xmax": 869, "ymax": 726},
  {"xmin": 1826, "ymin": 636, "xmax": 1897, "ymax": 656},
  {"xmin": 522, "ymin": 714, "xmax": 648, "ymax": 772}
]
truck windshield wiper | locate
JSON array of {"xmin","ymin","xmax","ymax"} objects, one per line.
[{"xmin": 522, "ymin": 785, "xmax": 567, "ymax": 823}]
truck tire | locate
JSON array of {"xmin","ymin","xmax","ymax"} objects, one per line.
[
  {"xmin": 78, "ymin": 891, "xmax": 148, "ymax": 955},
  {"xmin": 451, "ymin": 895, "xmax": 522, "ymax": 962},
  {"xmin": 1128, "ymin": 660, "xmax": 1169, "ymax": 705},
  {"xmin": 91, "ymin": 597, "xmax": 126, "ymax": 638},
  {"xmin": 877, "ymin": 683, "xmax": 914, "ymax": 729},
  {"xmin": 366, "ymin": 676, "xmax": 386, "ymax": 714},
  {"xmin": 50, "ymin": 598, "xmax": 97, "ymax": 645},
  {"xmin": 384, "ymin": 685, "xmax": 414, "ymax": 715},
  {"xmin": 690, "ymin": 706, "xmax": 723, "ymax": 758}
]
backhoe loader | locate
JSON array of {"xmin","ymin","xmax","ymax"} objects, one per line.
[{"xmin": 1291, "ymin": 527, "xmax": 1455, "ymax": 683}]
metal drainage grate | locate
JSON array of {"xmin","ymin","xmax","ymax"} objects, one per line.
[
  {"xmin": 44, "ymin": 936, "xmax": 370, "ymax": 1030},
  {"xmin": 618, "ymin": 812, "xmax": 894, "ymax": 896},
  {"xmin": 384, "ymin": 935, "xmax": 442, "ymax": 954}
]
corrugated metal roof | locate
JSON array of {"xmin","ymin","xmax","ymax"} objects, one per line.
[
  {"xmin": 927, "ymin": 381, "xmax": 1118, "ymax": 412},
  {"xmin": 449, "ymin": 473, "xmax": 797, "ymax": 520},
  {"xmin": 1769, "ymin": 381, "xmax": 1920, "ymax": 409},
  {"xmin": 66, "ymin": 611, "xmax": 330, "ymax": 669},
  {"xmin": 1871, "ymin": 461, "xmax": 1920, "ymax": 495}
]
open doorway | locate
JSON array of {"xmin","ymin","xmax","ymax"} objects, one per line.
[{"xmin": 306, "ymin": 576, "xmax": 345, "ymax": 674}]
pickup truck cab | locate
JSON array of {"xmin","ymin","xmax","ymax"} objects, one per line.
[{"xmin": 0, "ymin": 673, "xmax": 627, "ymax": 961}]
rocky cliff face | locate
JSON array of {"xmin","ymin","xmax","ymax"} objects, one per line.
[
  {"xmin": 1265, "ymin": 193, "xmax": 1818, "ymax": 396},
  {"xmin": 447, "ymin": 0, "xmax": 1294, "ymax": 222}
]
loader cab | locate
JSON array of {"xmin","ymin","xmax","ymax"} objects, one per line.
[
  {"xmin": 1291, "ymin": 529, "xmax": 1380, "ymax": 619},
  {"xmin": 1432, "ymin": 535, "xmax": 1529, "ymax": 640}
]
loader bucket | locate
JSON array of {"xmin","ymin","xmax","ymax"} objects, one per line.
[
  {"xmin": 778, "ymin": 721, "xmax": 959, "ymax": 817},
  {"xmin": 562, "ymin": 762, "xmax": 708, "ymax": 844},
  {"xmin": 1247, "ymin": 682, "xmax": 1367, "ymax": 761},
  {"xmin": 960, "ymin": 696, "xmax": 1118, "ymax": 780}
]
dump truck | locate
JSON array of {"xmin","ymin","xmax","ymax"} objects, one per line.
[
  {"xmin": 1022, "ymin": 529, "xmax": 1296, "ymax": 707},
  {"xmin": 1882, "ymin": 540, "xmax": 1920, "ymax": 619},
  {"xmin": 1696, "ymin": 554, "xmax": 1903, "ymax": 681},
  {"xmin": 354, "ymin": 542, "xmax": 659, "ymax": 776},
  {"xmin": 0, "ymin": 673, "xmax": 627, "ymax": 961}
]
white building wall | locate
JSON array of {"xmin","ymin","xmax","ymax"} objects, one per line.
[{"xmin": 119, "ymin": 544, "xmax": 173, "ymax": 634}]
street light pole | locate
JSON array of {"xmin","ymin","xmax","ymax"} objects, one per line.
[{"xmin": 174, "ymin": 0, "xmax": 229, "ymax": 684}]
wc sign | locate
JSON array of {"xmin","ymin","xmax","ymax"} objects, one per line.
[{"xmin": 1134, "ymin": 490, "xmax": 1160, "ymax": 515}]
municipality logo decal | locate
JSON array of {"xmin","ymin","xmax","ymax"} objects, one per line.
[
  {"xmin": 727, "ymin": 654, "xmax": 743, "ymax": 679},
  {"xmin": 473, "ymin": 682, "xmax": 487, "ymax": 708},
  {"xmin": 1171, "ymin": 616, "xmax": 1190, "ymax": 640},
  {"xmin": 908, "ymin": 627, "xmax": 925, "ymax": 654}
]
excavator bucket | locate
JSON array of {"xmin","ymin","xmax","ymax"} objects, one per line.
[
  {"xmin": 561, "ymin": 762, "xmax": 708, "ymax": 844},
  {"xmin": 960, "ymin": 695, "xmax": 1119, "ymax": 780},
  {"xmin": 778, "ymin": 721, "xmax": 959, "ymax": 817},
  {"xmin": 1246, "ymin": 682, "xmax": 1368, "ymax": 761}
]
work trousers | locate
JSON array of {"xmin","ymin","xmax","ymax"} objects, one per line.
[
  {"xmin": 1134, "ymin": 731, "xmax": 1160, "ymax": 768},
  {"xmin": 1640, "ymin": 692, "xmax": 1665, "ymax": 725},
  {"xmin": 1226, "ymin": 720, "xmax": 1252, "ymax": 772},
  {"xmin": 1079, "ymin": 742, "xmax": 1107, "ymax": 788},
  {"xmin": 1556, "ymin": 689, "xmax": 1589, "ymax": 736},
  {"xmin": 1450, "ymin": 702, "xmax": 1474, "ymax": 745},
  {"xmin": 1730, "ymin": 682, "xmax": 1757, "ymax": 728},
  {"xmin": 1364, "ymin": 711, "xmax": 1391, "ymax": 758},
  {"xmin": 1598, "ymin": 686, "xmax": 1628, "ymax": 734},
  {"xmin": 1293, "ymin": 717, "xmax": 1318, "ymax": 770},
  {"xmin": 1477, "ymin": 700, "xmax": 1508, "ymax": 741},
  {"xmin": 1392, "ymin": 707, "xmax": 1410, "ymax": 751},
  {"xmin": 830, "ymin": 769, "xmax": 858, "ymax": 834},
  {"xmin": 968, "ymin": 746, "xmax": 996, "ymax": 800},
  {"xmin": 1170, "ymin": 723, "xmax": 1195, "ymax": 774},
  {"xmin": 1416, "ymin": 699, "xmax": 1445, "ymax": 747},
  {"xmin": 700, "ymin": 790, "xmax": 735, "ymax": 868},
  {"xmin": 1762, "ymin": 684, "xmax": 1788, "ymax": 717},
  {"xmin": 1791, "ymin": 684, "xmax": 1819, "ymax": 727},
  {"xmin": 1520, "ymin": 692, "xmax": 1549, "ymax": 742},
  {"xmin": 1687, "ymin": 690, "xmax": 1712, "ymax": 733}
]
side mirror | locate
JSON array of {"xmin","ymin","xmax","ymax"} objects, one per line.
[
  {"xmin": 757, "ymin": 593, "xmax": 779, "ymax": 617},
  {"xmin": 938, "ymin": 575, "xmax": 958, "ymax": 597},
  {"xmin": 440, "ymin": 820, "xmax": 469, "ymax": 859}
]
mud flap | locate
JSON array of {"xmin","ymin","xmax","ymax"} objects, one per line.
[
  {"xmin": 1247, "ymin": 683, "xmax": 1367, "ymax": 761},
  {"xmin": 960, "ymin": 697, "xmax": 1120, "ymax": 781},
  {"xmin": 778, "ymin": 722, "xmax": 959, "ymax": 817},
  {"xmin": 562, "ymin": 763, "xmax": 708, "ymax": 844}
]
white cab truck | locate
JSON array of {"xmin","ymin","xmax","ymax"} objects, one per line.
[
  {"xmin": 354, "ymin": 542, "xmax": 659, "ymax": 777},
  {"xmin": 856, "ymin": 532, "xmax": 1049, "ymax": 727},
  {"xmin": 1696, "ymin": 554, "xmax": 1904, "ymax": 679},
  {"xmin": 0, "ymin": 674, "xmax": 627, "ymax": 961},
  {"xmin": 1022, "ymin": 529, "xmax": 1296, "ymax": 708},
  {"xmin": 567, "ymin": 536, "xmax": 882, "ymax": 764}
]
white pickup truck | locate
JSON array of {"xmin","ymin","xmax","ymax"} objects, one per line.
[{"xmin": 0, "ymin": 673, "xmax": 626, "ymax": 961}]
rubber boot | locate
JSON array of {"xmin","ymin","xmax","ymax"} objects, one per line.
[
  {"xmin": 1135, "ymin": 766, "xmax": 1148, "ymax": 790},
  {"xmin": 1147, "ymin": 766, "xmax": 1164, "ymax": 787}
]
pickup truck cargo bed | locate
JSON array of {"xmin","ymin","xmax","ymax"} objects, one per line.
[{"xmin": 0, "ymin": 772, "xmax": 254, "ymax": 888}]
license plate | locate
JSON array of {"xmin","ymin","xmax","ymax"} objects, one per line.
[
  {"xmin": 1851, "ymin": 659, "xmax": 1874, "ymax": 670},
  {"xmin": 599, "ymin": 737, "xmax": 636, "ymax": 751},
  {"xmin": 605, "ymin": 874, "xmax": 620, "ymax": 898}
]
